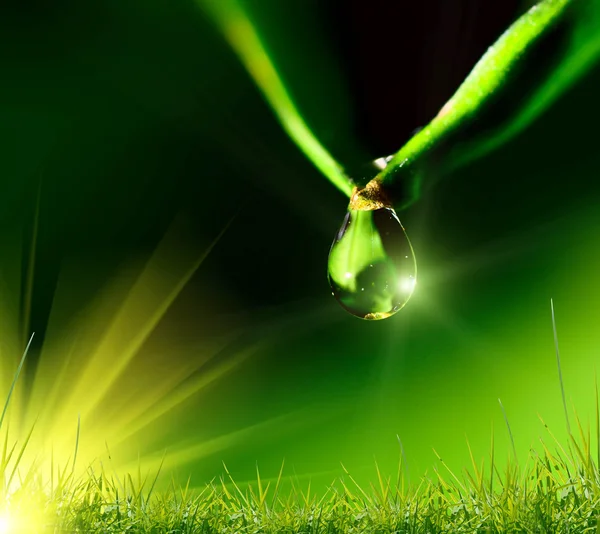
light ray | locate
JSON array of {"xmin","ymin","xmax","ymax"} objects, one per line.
[
  {"xmin": 115, "ymin": 404, "xmax": 344, "ymax": 477},
  {"xmin": 65, "ymin": 214, "xmax": 232, "ymax": 429},
  {"xmin": 19, "ymin": 211, "xmax": 237, "ymax": 470},
  {"xmin": 0, "ymin": 189, "xmax": 347, "ymax": 497},
  {"xmin": 105, "ymin": 341, "xmax": 260, "ymax": 449}
]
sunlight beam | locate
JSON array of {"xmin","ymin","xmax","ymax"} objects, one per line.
[{"xmin": 27, "ymin": 212, "xmax": 234, "ymax": 460}]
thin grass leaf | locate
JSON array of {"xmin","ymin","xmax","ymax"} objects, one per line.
[
  {"xmin": 6, "ymin": 420, "xmax": 36, "ymax": 492},
  {"xmin": 198, "ymin": 0, "xmax": 353, "ymax": 198},
  {"xmin": 374, "ymin": 0, "xmax": 600, "ymax": 210},
  {"xmin": 340, "ymin": 462, "xmax": 373, "ymax": 504},
  {"xmin": 145, "ymin": 450, "xmax": 166, "ymax": 509},
  {"xmin": 432, "ymin": 448, "xmax": 467, "ymax": 495},
  {"xmin": 552, "ymin": 298, "xmax": 572, "ymax": 435},
  {"xmin": 499, "ymin": 398, "xmax": 520, "ymax": 469},
  {"xmin": 270, "ymin": 458, "xmax": 285, "ymax": 511},
  {"xmin": 465, "ymin": 435, "xmax": 485, "ymax": 494},
  {"xmin": 490, "ymin": 423, "xmax": 496, "ymax": 496},
  {"xmin": 596, "ymin": 371, "xmax": 600, "ymax": 473},
  {"xmin": 0, "ymin": 333, "xmax": 34, "ymax": 434},
  {"xmin": 222, "ymin": 461, "xmax": 250, "ymax": 508}
]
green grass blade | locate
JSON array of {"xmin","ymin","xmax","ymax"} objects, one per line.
[
  {"xmin": 396, "ymin": 434, "xmax": 409, "ymax": 484},
  {"xmin": 198, "ymin": 0, "xmax": 353, "ymax": 198},
  {"xmin": 595, "ymin": 371, "xmax": 599, "ymax": 471},
  {"xmin": 270, "ymin": 458, "xmax": 285, "ymax": 511},
  {"xmin": 6, "ymin": 419, "xmax": 36, "ymax": 492},
  {"xmin": 490, "ymin": 423, "xmax": 495, "ymax": 496},
  {"xmin": 465, "ymin": 435, "xmax": 484, "ymax": 493},
  {"xmin": 222, "ymin": 461, "xmax": 250, "ymax": 508},
  {"xmin": 499, "ymin": 398, "xmax": 519, "ymax": 469},
  {"xmin": 432, "ymin": 448, "xmax": 467, "ymax": 494},
  {"xmin": 145, "ymin": 450, "xmax": 165, "ymax": 508},
  {"xmin": 551, "ymin": 298, "xmax": 571, "ymax": 435},
  {"xmin": 0, "ymin": 332, "xmax": 34, "ymax": 433},
  {"xmin": 449, "ymin": 0, "xmax": 600, "ymax": 170},
  {"xmin": 340, "ymin": 462, "xmax": 373, "ymax": 504},
  {"xmin": 376, "ymin": 0, "xmax": 599, "ymax": 210}
]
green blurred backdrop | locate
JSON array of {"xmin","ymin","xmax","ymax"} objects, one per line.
[{"xmin": 0, "ymin": 0, "xmax": 599, "ymax": 493}]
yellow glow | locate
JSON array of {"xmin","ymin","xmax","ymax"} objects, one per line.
[
  {"xmin": 0, "ymin": 211, "xmax": 254, "ymax": 478},
  {"xmin": 0, "ymin": 203, "xmax": 346, "ymax": 505},
  {"xmin": 0, "ymin": 509, "xmax": 45, "ymax": 534},
  {"xmin": 0, "ymin": 210, "xmax": 242, "ymax": 488}
]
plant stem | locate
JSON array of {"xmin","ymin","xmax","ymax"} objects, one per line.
[
  {"xmin": 365, "ymin": 0, "xmax": 596, "ymax": 211},
  {"xmin": 200, "ymin": 0, "xmax": 354, "ymax": 198}
]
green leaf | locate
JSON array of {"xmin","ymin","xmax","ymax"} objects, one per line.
[
  {"xmin": 200, "ymin": 0, "xmax": 600, "ymax": 212},
  {"xmin": 376, "ymin": 0, "xmax": 600, "ymax": 209},
  {"xmin": 199, "ymin": 0, "xmax": 354, "ymax": 197}
]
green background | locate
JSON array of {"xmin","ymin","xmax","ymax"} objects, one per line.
[{"xmin": 0, "ymin": 0, "xmax": 599, "ymax": 493}]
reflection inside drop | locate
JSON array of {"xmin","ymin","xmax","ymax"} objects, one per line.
[{"xmin": 327, "ymin": 207, "xmax": 416, "ymax": 320}]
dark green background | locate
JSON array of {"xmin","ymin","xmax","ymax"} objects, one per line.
[{"xmin": 1, "ymin": 0, "xmax": 599, "ymax": 492}]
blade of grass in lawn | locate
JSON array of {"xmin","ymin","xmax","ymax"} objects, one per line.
[
  {"xmin": 568, "ymin": 420, "xmax": 590, "ymax": 470},
  {"xmin": 144, "ymin": 450, "xmax": 165, "ymax": 510},
  {"xmin": 270, "ymin": 459, "xmax": 285, "ymax": 511},
  {"xmin": 6, "ymin": 419, "xmax": 36, "ymax": 492},
  {"xmin": 499, "ymin": 398, "xmax": 519, "ymax": 468},
  {"xmin": 27, "ymin": 337, "xmax": 79, "ymax": 441},
  {"xmin": 575, "ymin": 405, "xmax": 594, "ymax": 471},
  {"xmin": 465, "ymin": 435, "xmax": 484, "ymax": 493},
  {"xmin": 396, "ymin": 434, "xmax": 409, "ymax": 484},
  {"xmin": 537, "ymin": 414, "xmax": 573, "ymax": 469},
  {"xmin": 0, "ymin": 333, "xmax": 34, "ymax": 434},
  {"xmin": 373, "ymin": 459, "xmax": 391, "ymax": 506},
  {"xmin": 596, "ymin": 372, "xmax": 600, "ymax": 472},
  {"xmin": 551, "ymin": 298, "xmax": 571, "ymax": 435},
  {"xmin": 340, "ymin": 462, "xmax": 372, "ymax": 504},
  {"xmin": 432, "ymin": 448, "xmax": 467, "ymax": 494},
  {"xmin": 104, "ymin": 441, "xmax": 126, "ymax": 498},
  {"xmin": 490, "ymin": 423, "xmax": 495, "ymax": 496},
  {"xmin": 256, "ymin": 463, "xmax": 272, "ymax": 511},
  {"xmin": 222, "ymin": 461, "xmax": 250, "ymax": 508},
  {"xmin": 0, "ymin": 423, "xmax": 15, "ymax": 494},
  {"xmin": 393, "ymin": 451, "xmax": 404, "ymax": 507}
]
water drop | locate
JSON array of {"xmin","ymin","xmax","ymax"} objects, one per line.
[{"xmin": 328, "ymin": 207, "xmax": 416, "ymax": 320}]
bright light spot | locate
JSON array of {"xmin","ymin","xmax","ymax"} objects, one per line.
[
  {"xmin": 0, "ymin": 509, "xmax": 45, "ymax": 534},
  {"xmin": 399, "ymin": 277, "xmax": 417, "ymax": 293},
  {"xmin": 345, "ymin": 272, "xmax": 352, "ymax": 279},
  {"xmin": 0, "ymin": 515, "xmax": 12, "ymax": 534},
  {"xmin": 373, "ymin": 157, "xmax": 389, "ymax": 169}
]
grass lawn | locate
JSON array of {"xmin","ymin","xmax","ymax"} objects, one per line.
[
  {"xmin": 1, "ymin": 328, "xmax": 599, "ymax": 533},
  {"xmin": 4, "ymin": 418, "xmax": 598, "ymax": 533}
]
